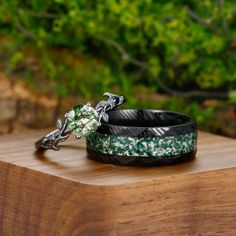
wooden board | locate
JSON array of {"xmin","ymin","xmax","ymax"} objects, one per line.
[{"xmin": 0, "ymin": 130, "xmax": 236, "ymax": 235}]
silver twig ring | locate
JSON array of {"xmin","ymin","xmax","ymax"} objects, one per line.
[{"xmin": 35, "ymin": 92, "xmax": 126, "ymax": 151}]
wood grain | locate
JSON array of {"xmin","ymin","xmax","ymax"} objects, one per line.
[{"xmin": 0, "ymin": 130, "xmax": 236, "ymax": 235}]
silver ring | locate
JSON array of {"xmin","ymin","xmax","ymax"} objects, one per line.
[{"xmin": 35, "ymin": 92, "xmax": 126, "ymax": 151}]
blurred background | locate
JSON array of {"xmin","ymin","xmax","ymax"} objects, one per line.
[{"xmin": 0, "ymin": 0, "xmax": 235, "ymax": 138}]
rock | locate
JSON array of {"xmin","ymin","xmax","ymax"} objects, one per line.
[
  {"xmin": 16, "ymin": 99, "xmax": 56, "ymax": 129},
  {"xmin": 210, "ymin": 104, "xmax": 236, "ymax": 138},
  {"xmin": 0, "ymin": 98, "xmax": 16, "ymax": 122},
  {"xmin": 0, "ymin": 74, "xmax": 59, "ymax": 133},
  {"xmin": 0, "ymin": 74, "xmax": 14, "ymax": 98},
  {"xmin": 0, "ymin": 121, "xmax": 11, "ymax": 134}
]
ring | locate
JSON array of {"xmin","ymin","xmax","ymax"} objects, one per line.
[
  {"xmin": 35, "ymin": 92, "xmax": 126, "ymax": 151},
  {"xmin": 86, "ymin": 109, "xmax": 197, "ymax": 166}
]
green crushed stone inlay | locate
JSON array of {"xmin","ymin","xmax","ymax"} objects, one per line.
[
  {"xmin": 87, "ymin": 132, "xmax": 197, "ymax": 157},
  {"xmin": 67, "ymin": 104, "xmax": 99, "ymax": 137}
]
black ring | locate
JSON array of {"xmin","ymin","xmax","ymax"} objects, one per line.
[{"xmin": 86, "ymin": 109, "xmax": 197, "ymax": 167}]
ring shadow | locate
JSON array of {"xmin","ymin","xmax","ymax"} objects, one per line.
[
  {"xmin": 34, "ymin": 145, "xmax": 198, "ymax": 178},
  {"xmin": 34, "ymin": 145, "xmax": 88, "ymax": 169}
]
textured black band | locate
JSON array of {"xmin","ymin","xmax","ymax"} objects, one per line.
[
  {"xmin": 97, "ymin": 109, "xmax": 196, "ymax": 138},
  {"xmin": 87, "ymin": 148, "xmax": 196, "ymax": 167},
  {"xmin": 86, "ymin": 109, "xmax": 197, "ymax": 167}
]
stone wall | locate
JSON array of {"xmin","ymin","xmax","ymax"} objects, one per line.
[
  {"xmin": 0, "ymin": 74, "xmax": 85, "ymax": 134},
  {"xmin": 0, "ymin": 74, "xmax": 235, "ymax": 138}
]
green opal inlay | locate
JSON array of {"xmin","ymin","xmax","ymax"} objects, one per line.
[{"xmin": 86, "ymin": 132, "xmax": 197, "ymax": 157}]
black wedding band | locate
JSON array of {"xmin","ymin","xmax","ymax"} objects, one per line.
[{"xmin": 86, "ymin": 109, "xmax": 197, "ymax": 167}]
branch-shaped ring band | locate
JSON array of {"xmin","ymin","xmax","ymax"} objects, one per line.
[{"xmin": 35, "ymin": 92, "xmax": 126, "ymax": 151}]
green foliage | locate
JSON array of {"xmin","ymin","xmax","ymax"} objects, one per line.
[
  {"xmin": 0, "ymin": 0, "xmax": 235, "ymax": 129},
  {"xmin": 229, "ymin": 90, "xmax": 236, "ymax": 104}
]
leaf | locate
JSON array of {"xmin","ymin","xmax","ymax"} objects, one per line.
[{"xmin": 57, "ymin": 119, "xmax": 63, "ymax": 129}]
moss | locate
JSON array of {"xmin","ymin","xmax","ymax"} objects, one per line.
[{"xmin": 87, "ymin": 132, "xmax": 197, "ymax": 157}]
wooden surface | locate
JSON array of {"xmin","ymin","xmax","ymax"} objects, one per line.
[{"xmin": 0, "ymin": 130, "xmax": 236, "ymax": 235}]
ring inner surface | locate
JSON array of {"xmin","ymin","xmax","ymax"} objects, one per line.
[{"xmin": 105, "ymin": 109, "xmax": 190, "ymax": 128}]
